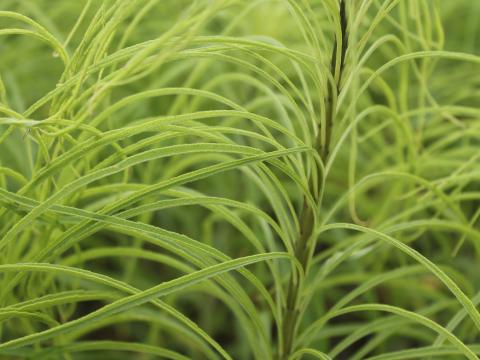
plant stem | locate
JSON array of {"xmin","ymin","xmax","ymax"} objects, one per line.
[
  {"xmin": 279, "ymin": 2, "xmax": 348, "ymax": 358},
  {"xmin": 323, "ymin": 0, "xmax": 348, "ymax": 161},
  {"xmin": 280, "ymin": 200, "xmax": 314, "ymax": 359}
]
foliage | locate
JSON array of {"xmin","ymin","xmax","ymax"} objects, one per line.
[{"xmin": 0, "ymin": 0, "xmax": 479, "ymax": 359}]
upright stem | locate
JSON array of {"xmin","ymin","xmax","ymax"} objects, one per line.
[
  {"xmin": 279, "ymin": 2, "xmax": 348, "ymax": 358},
  {"xmin": 280, "ymin": 201, "xmax": 314, "ymax": 359},
  {"xmin": 323, "ymin": 0, "xmax": 348, "ymax": 160}
]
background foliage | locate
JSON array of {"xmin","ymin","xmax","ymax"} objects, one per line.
[{"xmin": 0, "ymin": 0, "xmax": 479, "ymax": 359}]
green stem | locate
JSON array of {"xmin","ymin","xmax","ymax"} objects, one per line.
[
  {"xmin": 280, "ymin": 201, "xmax": 314, "ymax": 360},
  {"xmin": 279, "ymin": 2, "xmax": 348, "ymax": 358},
  {"xmin": 323, "ymin": 0, "xmax": 348, "ymax": 161}
]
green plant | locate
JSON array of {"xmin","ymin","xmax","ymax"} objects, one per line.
[{"xmin": 0, "ymin": 0, "xmax": 479, "ymax": 359}]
